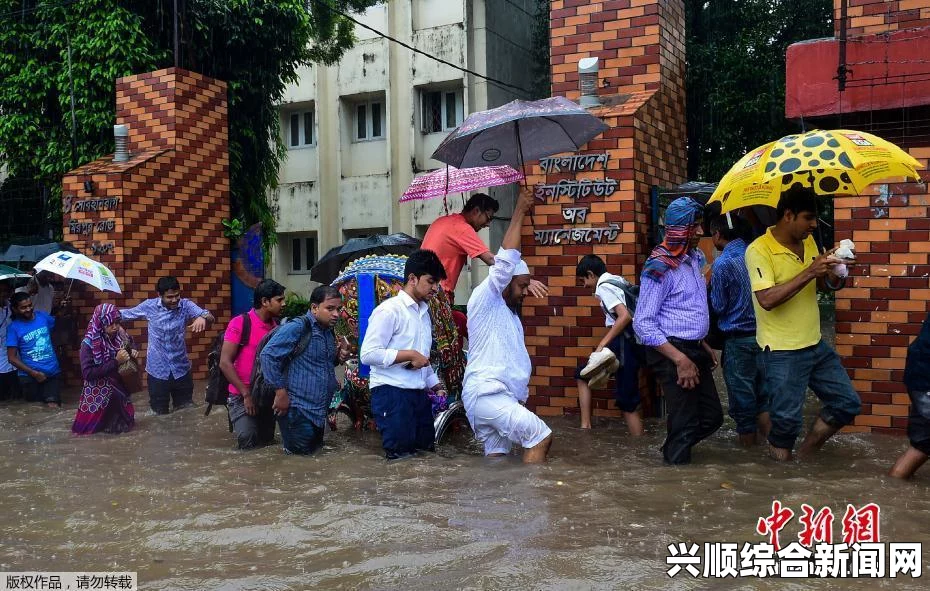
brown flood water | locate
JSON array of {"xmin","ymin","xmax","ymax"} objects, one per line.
[{"xmin": 2, "ymin": 382, "xmax": 930, "ymax": 591}]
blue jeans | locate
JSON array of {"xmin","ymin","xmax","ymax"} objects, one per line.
[
  {"xmin": 758, "ymin": 339, "xmax": 861, "ymax": 450},
  {"xmin": 371, "ymin": 385, "xmax": 435, "ymax": 458},
  {"xmin": 722, "ymin": 336, "xmax": 766, "ymax": 434},
  {"xmin": 277, "ymin": 407, "xmax": 324, "ymax": 455}
]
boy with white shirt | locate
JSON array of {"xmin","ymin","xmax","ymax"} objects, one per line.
[
  {"xmin": 360, "ymin": 250, "xmax": 448, "ymax": 460},
  {"xmin": 574, "ymin": 255, "xmax": 644, "ymax": 434}
]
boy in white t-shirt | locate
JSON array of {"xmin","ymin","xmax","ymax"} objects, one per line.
[{"xmin": 575, "ymin": 255, "xmax": 643, "ymax": 435}]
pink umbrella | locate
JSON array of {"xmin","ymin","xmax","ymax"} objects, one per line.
[{"xmin": 400, "ymin": 165, "xmax": 524, "ymax": 209}]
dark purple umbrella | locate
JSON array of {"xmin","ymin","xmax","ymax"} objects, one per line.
[{"xmin": 430, "ymin": 96, "xmax": 609, "ymax": 171}]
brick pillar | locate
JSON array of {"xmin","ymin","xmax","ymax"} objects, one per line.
[
  {"xmin": 836, "ymin": 0, "xmax": 930, "ymax": 37},
  {"xmin": 834, "ymin": 146, "xmax": 930, "ymax": 435},
  {"xmin": 524, "ymin": 0, "xmax": 687, "ymax": 418},
  {"xmin": 61, "ymin": 68, "xmax": 230, "ymax": 386}
]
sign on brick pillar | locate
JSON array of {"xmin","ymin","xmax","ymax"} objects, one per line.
[
  {"xmin": 61, "ymin": 67, "xmax": 230, "ymax": 393},
  {"xmin": 525, "ymin": 0, "xmax": 688, "ymax": 419},
  {"xmin": 521, "ymin": 114, "xmax": 645, "ymax": 419},
  {"xmin": 834, "ymin": 150, "xmax": 930, "ymax": 434}
]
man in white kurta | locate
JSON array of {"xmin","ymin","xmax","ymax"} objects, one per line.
[{"xmin": 462, "ymin": 188, "xmax": 552, "ymax": 463}]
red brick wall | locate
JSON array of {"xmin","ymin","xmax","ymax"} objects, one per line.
[
  {"xmin": 836, "ymin": 0, "xmax": 930, "ymax": 37},
  {"xmin": 834, "ymin": 145, "xmax": 930, "ymax": 435},
  {"xmin": 524, "ymin": 0, "xmax": 687, "ymax": 418},
  {"xmin": 61, "ymin": 68, "xmax": 230, "ymax": 386}
]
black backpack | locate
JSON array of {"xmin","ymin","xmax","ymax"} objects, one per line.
[
  {"xmin": 204, "ymin": 313, "xmax": 251, "ymax": 416},
  {"xmin": 598, "ymin": 276, "xmax": 645, "ymax": 364},
  {"xmin": 249, "ymin": 316, "xmax": 316, "ymax": 408},
  {"xmin": 598, "ymin": 276, "xmax": 640, "ymax": 324}
]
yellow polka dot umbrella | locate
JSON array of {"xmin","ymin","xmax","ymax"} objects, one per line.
[{"xmin": 708, "ymin": 129, "xmax": 924, "ymax": 214}]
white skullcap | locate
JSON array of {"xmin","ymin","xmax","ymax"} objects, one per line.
[{"xmin": 514, "ymin": 260, "xmax": 530, "ymax": 276}]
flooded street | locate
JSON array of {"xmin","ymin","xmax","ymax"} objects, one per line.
[{"xmin": 2, "ymin": 385, "xmax": 930, "ymax": 591}]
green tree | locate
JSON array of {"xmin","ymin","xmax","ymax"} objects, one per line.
[
  {"xmin": 0, "ymin": 0, "xmax": 379, "ymax": 247},
  {"xmin": 685, "ymin": 0, "xmax": 833, "ymax": 182}
]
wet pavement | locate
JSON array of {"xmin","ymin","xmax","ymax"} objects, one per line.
[{"xmin": 2, "ymin": 378, "xmax": 930, "ymax": 591}]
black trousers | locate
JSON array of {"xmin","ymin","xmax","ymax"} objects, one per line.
[
  {"xmin": 0, "ymin": 370, "xmax": 21, "ymax": 401},
  {"xmin": 147, "ymin": 372, "xmax": 194, "ymax": 414},
  {"xmin": 647, "ymin": 340, "xmax": 723, "ymax": 465}
]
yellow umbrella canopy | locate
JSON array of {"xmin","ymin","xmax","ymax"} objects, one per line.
[{"xmin": 709, "ymin": 129, "xmax": 924, "ymax": 214}]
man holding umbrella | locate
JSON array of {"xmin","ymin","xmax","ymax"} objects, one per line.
[
  {"xmin": 745, "ymin": 186, "xmax": 861, "ymax": 461},
  {"xmin": 462, "ymin": 187, "xmax": 552, "ymax": 463}
]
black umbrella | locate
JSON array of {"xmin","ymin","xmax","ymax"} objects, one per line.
[
  {"xmin": 310, "ymin": 233, "xmax": 422, "ymax": 285},
  {"xmin": 0, "ymin": 241, "xmax": 79, "ymax": 264}
]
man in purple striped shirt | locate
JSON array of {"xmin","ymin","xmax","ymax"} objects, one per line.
[
  {"xmin": 633, "ymin": 197, "xmax": 723, "ymax": 464},
  {"xmin": 120, "ymin": 276, "xmax": 214, "ymax": 414}
]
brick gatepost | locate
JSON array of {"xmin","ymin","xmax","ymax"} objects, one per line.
[
  {"xmin": 521, "ymin": 0, "xmax": 688, "ymax": 419},
  {"xmin": 61, "ymin": 68, "xmax": 230, "ymax": 386},
  {"xmin": 787, "ymin": 1, "xmax": 930, "ymax": 435}
]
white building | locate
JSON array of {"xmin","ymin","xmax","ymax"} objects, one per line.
[{"xmin": 270, "ymin": 0, "xmax": 539, "ymax": 301}]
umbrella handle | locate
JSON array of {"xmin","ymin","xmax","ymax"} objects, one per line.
[
  {"xmin": 65, "ymin": 279, "xmax": 74, "ymax": 299},
  {"xmin": 514, "ymin": 119, "xmax": 536, "ymax": 228}
]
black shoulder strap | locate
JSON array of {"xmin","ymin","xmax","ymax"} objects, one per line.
[
  {"xmin": 598, "ymin": 278, "xmax": 626, "ymax": 320},
  {"xmin": 239, "ymin": 312, "xmax": 251, "ymax": 347},
  {"xmin": 283, "ymin": 316, "xmax": 315, "ymax": 374}
]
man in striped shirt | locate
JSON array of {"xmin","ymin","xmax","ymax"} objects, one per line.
[
  {"xmin": 261, "ymin": 285, "xmax": 350, "ymax": 455},
  {"xmin": 633, "ymin": 197, "xmax": 723, "ymax": 465}
]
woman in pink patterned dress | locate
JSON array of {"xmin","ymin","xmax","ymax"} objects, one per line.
[{"xmin": 71, "ymin": 303, "xmax": 137, "ymax": 434}]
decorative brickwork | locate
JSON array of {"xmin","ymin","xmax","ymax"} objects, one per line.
[
  {"xmin": 61, "ymin": 68, "xmax": 230, "ymax": 385},
  {"xmin": 833, "ymin": 149, "xmax": 930, "ymax": 435},
  {"xmin": 524, "ymin": 0, "xmax": 687, "ymax": 418},
  {"xmin": 836, "ymin": 0, "xmax": 930, "ymax": 37},
  {"xmin": 790, "ymin": 2, "xmax": 930, "ymax": 435}
]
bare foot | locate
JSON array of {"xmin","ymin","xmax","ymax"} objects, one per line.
[
  {"xmin": 796, "ymin": 418, "xmax": 840, "ymax": 460},
  {"xmin": 46, "ymin": 402, "xmax": 60, "ymax": 409},
  {"xmin": 769, "ymin": 444, "xmax": 792, "ymax": 461},
  {"xmin": 580, "ymin": 424, "xmax": 592, "ymax": 430},
  {"xmin": 623, "ymin": 411, "xmax": 644, "ymax": 436},
  {"xmin": 889, "ymin": 447, "xmax": 929, "ymax": 479}
]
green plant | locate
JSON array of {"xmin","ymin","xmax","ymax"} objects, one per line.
[
  {"xmin": 0, "ymin": 0, "xmax": 380, "ymax": 248},
  {"xmin": 222, "ymin": 218, "xmax": 246, "ymax": 241},
  {"xmin": 282, "ymin": 292, "xmax": 310, "ymax": 320}
]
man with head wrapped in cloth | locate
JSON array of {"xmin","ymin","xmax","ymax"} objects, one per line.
[{"xmin": 633, "ymin": 197, "xmax": 723, "ymax": 465}]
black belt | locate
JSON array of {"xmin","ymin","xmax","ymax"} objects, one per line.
[{"xmin": 668, "ymin": 337, "xmax": 703, "ymax": 348}]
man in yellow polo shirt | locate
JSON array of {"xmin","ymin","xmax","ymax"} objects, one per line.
[{"xmin": 745, "ymin": 186, "xmax": 861, "ymax": 461}]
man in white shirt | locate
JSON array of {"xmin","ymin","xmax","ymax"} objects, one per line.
[
  {"xmin": 360, "ymin": 249, "xmax": 449, "ymax": 460},
  {"xmin": 463, "ymin": 187, "xmax": 552, "ymax": 463}
]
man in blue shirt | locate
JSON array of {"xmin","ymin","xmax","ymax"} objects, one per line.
[
  {"xmin": 6, "ymin": 292, "xmax": 62, "ymax": 407},
  {"xmin": 709, "ymin": 214, "xmax": 769, "ymax": 447},
  {"xmin": 120, "ymin": 276, "xmax": 214, "ymax": 414},
  {"xmin": 260, "ymin": 285, "xmax": 350, "ymax": 455}
]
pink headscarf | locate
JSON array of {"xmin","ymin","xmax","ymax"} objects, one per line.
[{"xmin": 82, "ymin": 303, "xmax": 126, "ymax": 365}]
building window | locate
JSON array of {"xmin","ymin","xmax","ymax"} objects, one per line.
[
  {"xmin": 286, "ymin": 234, "xmax": 318, "ymax": 273},
  {"xmin": 343, "ymin": 227, "xmax": 389, "ymax": 241},
  {"xmin": 286, "ymin": 110, "xmax": 314, "ymax": 148},
  {"xmin": 421, "ymin": 89, "xmax": 463, "ymax": 133},
  {"xmin": 353, "ymin": 101, "xmax": 385, "ymax": 141}
]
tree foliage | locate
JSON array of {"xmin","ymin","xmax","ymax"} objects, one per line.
[
  {"xmin": 685, "ymin": 0, "xmax": 833, "ymax": 182},
  {"xmin": 0, "ymin": 0, "xmax": 379, "ymax": 246}
]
